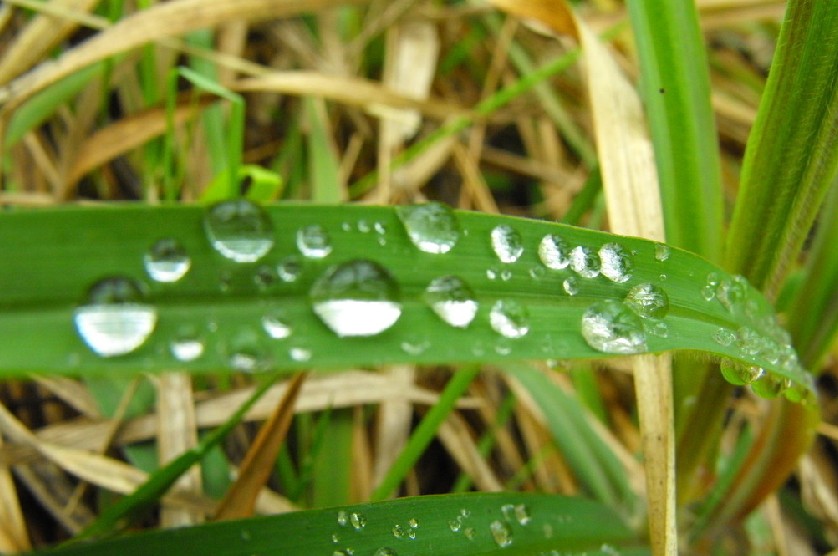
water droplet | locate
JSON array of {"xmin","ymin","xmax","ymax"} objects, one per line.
[
  {"xmin": 514, "ymin": 504, "xmax": 531, "ymax": 525},
  {"xmin": 490, "ymin": 225, "xmax": 524, "ymax": 263},
  {"xmin": 253, "ymin": 265, "xmax": 275, "ymax": 289},
  {"xmin": 400, "ymin": 337, "xmax": 430, "ymax": 355},
  {"xmin": 277, "ymin": 256, "xmax": 303, "ymax": 283},
  {"xmin": 144, "ymin": 238, "xmax": 190, "ymax": 282},
  {"xmin": 542, "ymin": 524, "xmax": 553, "ymax": 539},
  {"xmin": 374, "ymin": 221, "xmax": 387, "ymax": 235},
  {"xmin": 486, "ymin": 268, "xmax": 498, "ymax": 281},
  {"xmin": 262, "ymin": 314, "xmax": 292, "ymax": 339},
  {"xmin": 719, "ymin": 359, "xmax": 764, "ymax": 386},
  {"xmin": 297, "ymin": 224, "xmax": 333, "ymax": 258},
  {"xmin": 624, "ymin": 283, "xmax": 669, "ymax": 319},
  {"xmin": 407, "ymin": 530, "xmax": 416, "ymax": 540},
  {"xmin": 349, "ymin": 511, "xmax": 366, "ymax": 531},
  {"xmin": 569, "ymin": 246, "xmax": 600, "ymax": 278},
  {"xmin": 396, "ymin": 202, "xmax": 461, "ymax": 254},
  {"xmin": 751, "ymin": 373, "xmax": 788, "ymax": 399},
  {"xmin": 460, "ymin": 508, "xmax": 471, "ymax": 518},
  {"xmin": 716, "ymin": 275, "xmax": 746, "ymax": 312},
  {"xmin": 500, "ymin": 504, "xmax": 515, "ymax": 522},
  {"xmin": 449, "ymin": 518, "xmax": 462, "ymax": 533},
  {"xmin": 599, "ymin": 243, "xmax": 632, "ymax": 283},
  {"xmin": 463, "ymin": 527, "xmax": 476, "ymax": 540},
  {"xmin": 424, "ymin": 276, "xmax": 478, "ymax": 328},
  {"xmin": 392, "ymin": 524, "xmax": 406, "ymax": 539},
  {"xmin": 170, "ymin": 328, "xmax": 204, "ymax": 362},
  {"xmin": 490, "ymin": 520, "xmax": 513, "ymax": 548},
  {"xmin": 332, "ymin": 533, "xmax": 340, "ymax": 543},
  {"xmin": 407, "ymin": 518, "xmax": 419, "ymax": 528},
  {"xmin": 562, "ymin": 277, "xmax": 578, "ymax": 296},
  {"xmin": 374, "ymin": 548, "xmax": 397, "ymax": 556},
  {"xmin": 528, "ymin": 265, "xmax": 545, "ymax": 280},
  {"xmin": 647, "ymin": 319, "xmax": 669, "ymax": 338},
  {"xmin": 289, "ymin": 346, "xmax": 312, "ymax": 362},
  {"xmin": 500, "ymin": 269, "xmax": 512, "ymax": 281},
  {"xmin": 580, "ymin": 300, "xmax": 647, "ymax": 354},
  {"xmin": 654, "ymin": 243, "xmax": 670, "ymax": 262},
  {"xmin": 74, "ymin": 277, "xmax": 157, "ymax": 357},
  {"xmin": 702, "ymin": 272, "xmax": 719, "ymax": 301},
  {"xmin": 358, "ymin": 220, "xmax": 371, "ymax": 233},
  {"xmin": 337, "ymin": 510, "xmax": 349, "ymax": 527},
  {"xmin": 489, "ymin": 300, "xmax": 530, "ymax": 339},
  {"xmin": 230, "ymin": 350, "xmax": 259, "ymax": 372},
  {"xmin": 310, "ymin": 260, "xmax": 401, "ymax": 337},
  {"xmin": 538, "ymin": 234, "xmax": 571, "ymax": 270},
  {"xmin": 204, "ymin": 199, "xmax": 274, "ymax": 263},
  {"xmin": 714, "ymin": 327, "xmax": 736, "ymax": 347}
]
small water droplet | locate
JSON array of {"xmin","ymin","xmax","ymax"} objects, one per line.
[
  {"xmin": 538, "ymin": 234, "xmax": 571, "ymax": 270},
  {"xmin": 720, "ymin": 359, "xmax": 764, "ymax": 386},
  {"xmin": 463, "ymin": 527, "xmax": 476, "ymax": 540},
  {"xmin": 396, "ymin": 202, "xmax": 461, "ymax": 254},
  {"xmin": 449, "ymin": 518, "xmax": 462, "ymax": 533},
  {"xmin": 407, "ymin": 530, "xmax": 416, "ymax": 540},
  {"xmin": 374, "ymin": 548, "xmax": 397, "ymax": 556},
  {"xmin": 407, "ymin": 518, "xmax": 418, "ymax": 529},
  {"xmin": 599, "ymin": 243, "xmax": 632, "ymax": 283},
  {"xmin": 253, "ymin": 265, "xmax": 275, "ymax": 289},
  {"xmin": 310, "ymin": 260, "xmax": 401, "ymax": 337},
  {"xmin": 514, "ymin": 504, "xmax": 531, "ymax": 525},
  {"xmin": 528, "ymin": 265, "xmax": 545, "ymax": 280},
  {"xmin": 716, "ymin": 275, "xmax": 746, "ymax": 312},
  {"xmin": 500, "ymin": 269, "xmax": 512, "ymax": 281},
  {"xmin": 204, "ymin": 199, "xmax": 274, "ymax": 262},
  {"xmin": 400, "ymin": 337, "xmax": 430, "ymax": 355},
  {"xmin": 489, "ymin": 300, "xmax": 530, "ymax": 339},
  {"xmin": 460, "ymin": 508, "xmax": 471, "ymax": 518},
  {"xmin": 277, "ymin": 256, "xmax": 303, "ymax": 283},
  {"xmin": 581, "ymin": 300, "xmax": 647, "ymax": 354},
  {"xmin": 144, "ymin": 238, "xmax": 190, "ymax": 282},
  {"xmin": 230, "ymin": 350, "xmax": 259, "ymax": 372},
  {"xmin": 647, "ymin": 319, "xmax": 669, "ymax": 338},
  {"xmin": 170, "ymin": 328, "xmax": 204, "ymax": 362},
  {"xmin": 714, "ymin": 327, "xmax": 736, "ymax": 347},
  {"xmin": 262, "ymin": 313, "xmax": 292, "ymax": 339},
  {"xmin": 392, "ymin": 524, "xmax": 406, "ymax": 538},
  {"xmin": 489, "ymin": 520, "xmax": 513, "ymax": 548},
  {"xmin": 486, "ymin": 268, "xmax": 498, "ymax": 281},
  {"xmin": 74, "ymin": 277, "xmax": 157, "ymax": 357},
  {"xmin": 337, "ymin": 510, "xmax": 349, "ymax": 527},
  {"xmin": 751, "ymin": 373, "xmax": 789, "ymax": 399},
  {"xmin": 490, "ymin": 225, "xmax": 524, "ymax": 263},
  {"xmin": 654, "ymin": 243, "xmax": 670, "ymax": 262},
  {"xmin": 289, "ymin": 346, "xmax": 312, "ymax": 362},
  {"xmin": 349, "ymin": 511, "xmax": 366, "ymax": 531},
  {"xmin": 424, "ymin": 276, "xmax": 478, "ymax": 328},
  {"xmin": 332, "ymin": 533, "xmax": 340, "ymax": 543},
  {"xmin": 624, "ymin": 283, "xmax": 669, "ymax": 319},
  {"xmin": 358, "ymin": 220, "xmax": 371, "ymax": 233},
  {"xmin": 570, "ymin": 246, "xmax": 600, "ymax": 278},
  {"xmin": 297, "ymin": 224, "xmax": 333, "ymax": 258},
  {"xmin": 562, "ymin": 277, "xmax": 578, "ymax": 296},
  {"xmin": 542, "ymin": 524, "xmax": 553, "ymax": 539}
]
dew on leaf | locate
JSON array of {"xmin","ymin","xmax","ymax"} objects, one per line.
[
  {"xmin": 310, "ymin": 260, "xmax": 401, "ymax": 337},
  {"xmin": 396, "ymin": 202, "xmax": 460, "ymax": 254},
  {"xmin": 490, "ymin": 225, "xmax": 524, "ymax": 263},
  {"xmin": 599, "ymin": 243, "xmax": 632, "ymax": 283},
  {"xmin": 204, "ymin": 199, "xmax": 274, "ymax": 263},
  {"xmin": 719, "ymin": 359, "xmax": 764, "ymax": 386},
  {"xmin": 489, "ymin": 520, "xmax": 513, "ymax": 548},
  {"xmin": 489, "ymin": 300, "xmax": 530, "ymax": 339},
  {"xmin": 538, "ymin": 234, "xmax": 571, "ymax": 270},
  {"xmin": 296, "ymin": 224, "xmax": 332, "ymax": 259},
  {"xmin": 624, "ymin": 283, "xmax": 669, "ymax": 319},
  {"xmin": 713, "ymin": 327, "xmax": 737, "ymax": 347},
  {"xmin": 144, "ymin": 238, "xmax": 190, "ymax": 283},
  {"xmin": 73, "ymin": 276, "xmax": 157, "ymax": 357},
  {"xmin": 569, "ymin": 245, "xmax": 600, "ymax": 278},
  {"xmin": 424, "ymin": 276, "xmax": 478, "ymax": 328},
  {"xmin": 580, "ymin": 300, "xmax": 647, "ymax": 354}
]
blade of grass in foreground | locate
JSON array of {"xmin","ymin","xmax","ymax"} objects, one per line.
[
  {"xmin": 0, "ymin": 204, "xmax": 814, "ymax": 401},
  {"xmin": 38, "ymin": 492, "xmax": 647, "ymax": 556}
]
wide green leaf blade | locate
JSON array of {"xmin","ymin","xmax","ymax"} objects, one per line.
[
  {"xmin": 35, "ymin": 493, "xmax": 646, "ymax": 556},
  {"xmin": 0, "ymin": 204, "xmax": 813, "ymax": 400}
]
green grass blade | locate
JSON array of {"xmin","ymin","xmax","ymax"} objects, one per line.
[
  {"xmin": 37, "ymin": 492, "xmax": 646, "ymax": 556},
  {"xmin": 625, "ymin": 0, "xmax": 724, "ymax": 262},
  {"xmin": 725, "ymin": 0, "xmax": 838, "ymax": 297},
  {"xmin": 75, "ymin": 374, "xmax": 279, "ymax": 539},
  {"xmin": 0, "ymin": 204, "xmax": 814, "ymax": 399},
  {"xmin": 371, "ymin": 365, "xmax": 480, "ymax": 501}
]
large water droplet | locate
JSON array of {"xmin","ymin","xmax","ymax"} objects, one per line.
[
  {"xmin": 719, "ymin": 359, "xmax": 764, "ymax": 386},
  {"xmin": 144, "ymin": 238, "xmax": 190, "ymax": 283},
  {"xmin": 396, "ymin": 202, "xmax": 460, "ymax": 254},
  {"xmin": 489, "ymin": 520, "xmax": 513, "ymax": 548},
  {"xmin": 569, "ymin": 246, "xmax": 600, "ymax": 278},
  {"xmin": 297, "ymin": 224, "xmax": 332, "ymax": 259},
  {"xmin": 624, "ymin": 283, "xmax": 669, "ymax": 319},
  {"xmin": 490, "ymin": 225, "xmax": 523, "ymax": 263},
  {"xmin": 538, "ymin": 234, "xmax": 571, "ymax": 270},
  {"xmin": 74, "ymin": 277, "xmax": 157, "ymax": 357},
  {"xmin": 580, "ymin": 300, "xmax": 647, "ymax": 354},
  {"xmin": 349, "ymin": 511, "xmax": 367, "ymax": 531},
  {"xmin": 489, "ymin": 300, "xmax": 530, "ymax": 339},
  {"xmin": 204, "ymin": 199, "xmax": 274, "ymax": 263},
  {"xmin": 599, "ymin": 243, "xmax": 632, "ymax": 283},
  {"xmin": 310, "ymin": 260, "xmax": 401, "ymax": 337},
  {"xmin": 424, "ymin": 276, "xmax": 478, "ymax": 328}
]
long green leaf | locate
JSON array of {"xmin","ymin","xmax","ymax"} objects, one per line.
[
  {"xmin": 625, "ymin": 0, "xmax": 724, "ymax": 263},
  {"xmin": 37, "ymin": 493, "xmax": 646, "ymax": 556},
  {"xmin": 0, "ymin": 204, "xmax": 813, "ymax": 400}
]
